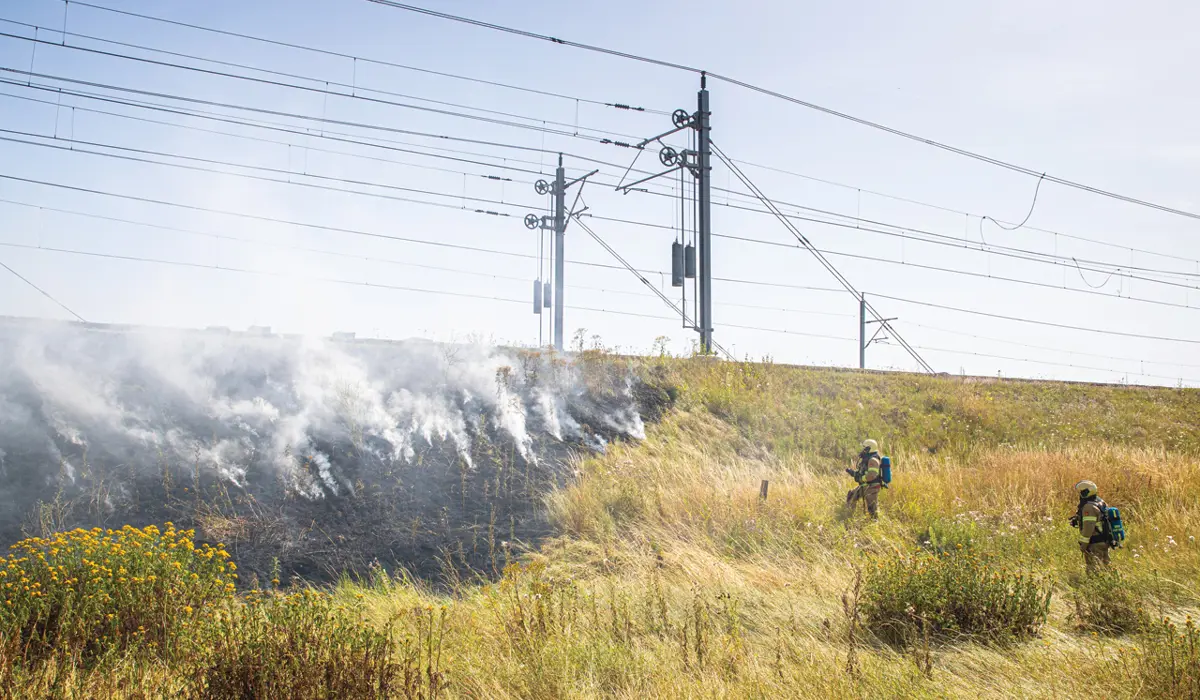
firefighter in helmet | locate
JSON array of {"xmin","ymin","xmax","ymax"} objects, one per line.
[
  {"xmin": 845, "ymin": 439, "xmax": 884, "ymax": 519},
  {"xmin": 1069, "ymin": 480, "xmax": 1111, "ymax": 572}
]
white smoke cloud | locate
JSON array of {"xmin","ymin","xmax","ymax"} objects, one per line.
[{"xmin": 0, "ymin": 321, "xmax": 647, "ymax": 512}]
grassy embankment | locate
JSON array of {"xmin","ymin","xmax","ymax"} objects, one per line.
[{"xmin": 4, "ymin": 355, "xmax": 1200, "ymax": 698}]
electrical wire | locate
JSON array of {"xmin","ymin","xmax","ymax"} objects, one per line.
[
  {"xmin": 0, "ymin": 238, "xmax": 858, "ymax": 344},
  {"xmin": 4, "ymin": 108, "xmax": 1195, "ymax": 367},
  {"xmin": 9, "ymin": 236, "xmax": 1189, "ymax": 383},
  {"xmin": 875, "ymin": 293, "xmax": 1200, "ymax": 346},
  {"xmin": 711, "ymin": 141, "xmax": 935, "ymax": 373},
  {"xmin": 7, "ymin": 123, "xmax": 1195, "ymax": 317},
  {"xmin": 0, "ymin": 257, "xmax": 85, "ymax": 321},
  {"xmin": 907, "ymin": 320, "xmax": 1200, "ymax": 371},
  {"xmin": 1, "ymin": 70, "xmax": 688, "ymax": 184},
  {"xmin": 0, "ymin": 17, "xmax": 647, "ymax": 143},
  {"xmin": 980, "ymin": 173, "xmax": 1044, "ymax": 233},
  {"xmin": 0, "ymin": 131, "xmax": 534, "ymax": 215},
  {"xmin": 570, "ymin": 214, "xmax": 734, "ymax": 359},
  {"xmin": 0, "ymin": 66, "xmax": 562, "ymax": 155},
  {"xmin": 0, "ymin": 171, "xmax": 844, "ymax": 298},
  {"xmin": 710, "ymin": 231, "xmax": 1200, "ymax": 313},
  {"xmin": 0, "ymin": 89, "xmax": 541, "ymax": 180},
  {"xmin": 731, "ymin": 158, "xmax": 1200, "ymax": 267},
  {"xmin": 56, "ymin": 0, "xmax": 667, "ymax": 114},
  {"xmin": 1, "ymin": 69, "xmax": 688, "ymax": 184},
  {"xmin": 365, "ymin": 1, "xmax": 1200, "ymax": 224},
  {"xmin": 644, "ymin": 178, "xmax": 1200, "ymax": 287},
  {"xmin": 4, "ymin": 181, "xmax": 1193, "ymax": 378},
  {"xmin": 0, "ymin": 80, "xmax": 557, "ymax": 176},
  {"xmin": 0, "ymin": 28, "xmax": 642, "ymax": 147},
  {"xmin": 577, "ymin": 210, "xmax": 1200, "ymax": 312},
  {"xmin": 911, "ymin": 344, "xmax": 1198, "ymax": 385},
  {"xmin": 365, "ymin": 0, "xmax": 704, "ymax": 74}
]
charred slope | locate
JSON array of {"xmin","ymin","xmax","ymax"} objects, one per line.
[{"xmin": 0, "ymin": 320, "xmax": 671, "ymax": 584}]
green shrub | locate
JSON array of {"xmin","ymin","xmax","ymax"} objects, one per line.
[
  {"xmin": 1071, "ymin": 570, "xmax": 1147, "ymax": 635},
  {"xmin": 862, "ymin": 549, "xmax": 1051, "ymax": 644}
]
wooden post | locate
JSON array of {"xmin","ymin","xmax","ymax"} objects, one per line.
[{"xmin": 759, "ymin": 479, "xmax": 769, "ymax": 500}]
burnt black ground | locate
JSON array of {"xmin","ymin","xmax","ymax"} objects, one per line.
[{"xmin": 0, "ymin": 318, "xmax": 674, "ymax": 586}]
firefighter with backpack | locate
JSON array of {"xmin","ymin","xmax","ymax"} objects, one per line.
[
  {"xmin": 845, "ymin": 439, "xmax": 891, "ymax": 519},
  {"xmin": 1069, "ymin": 480, "xmax": 1126, "ymax": 573}
]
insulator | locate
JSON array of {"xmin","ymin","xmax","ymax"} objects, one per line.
[
  {"xmin": 533, "ymin": 280, "xmax": 542, "ymax": 314},
  {"xmin": 543, "ymin": 282, "xmax": 551, "ymax": 308},
  {"xmin": 685, "ymin": 242, "xmax": 696, "ymax": 279},
  {"xmin": 671, "ymin": 241, "xmax": 684, "ymax": 287}
]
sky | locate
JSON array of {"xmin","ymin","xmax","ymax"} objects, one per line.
[{"xmin": 1, "ymin": 0, "xmax": 1199, "ymax": 386}]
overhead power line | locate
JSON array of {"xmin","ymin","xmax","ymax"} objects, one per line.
[
  {"xmin": 10, "ymin": 120, "xmax": 1195, "ymax": 325},
  {"xmin": 908, "ymin": 321, "xmax": 1200, "ymax": 371},
  {"xmin": 584, "ymin": 211, "xmax": 1200, "ymax": 314},
  {"xmin": 0, "ymin": 66, "xmax": 561, "ymax": 155},
  {"xmin": 0, "ymin": 131, "xmax": 537, "ymax": 215},
  {"xmin": 876, "ymin": 293, "xmax": 1200, "ymax": 346},
  {"xmin": 633, "ymin": 181, "xmax": 1200, "ymax": 290},
  {"xmin": 366, "ymin": 0, "xmax": 703, "ymax": 74},
  {"xmin": 0, "ymin": 80, "xmax": 555, "ymax": 176},
  {"xmin": 710, "ymin": 232, "xmax": 1200, "ymax": 313},
  {"xmin": 0, "ymin": 238, "xmax": 855, "ymax": 344},
  {"xmin": 2, "ymin": 71, "xmax": 686, "ymax": 187},
  {"xmin": 57, "ymin": 0, "xmax": 667, "ymax": 115},
  {"xmin": 0, "ymin": 195, "xmax": 853, "ymax": 320},
  {"xmin": 733, "ymin": 158, "xmax": 1200, "ymax": 268},
  {"xmin": 0, "ymin": 28, "xmax": 638, "ymax": 146},
  {"xmin": 0, "ymin": 90, "xmax": 536, "ymax": 182},
  {"xmin": 0, "ymin": 258, "xmax": 85, "ymax": 321},
  {"xmin": 7, "ymin": 120, "xmax": 1195, "ymax": 317},
  {"xmin": 711, "ymin": 142, "xmax": 935, "ymax": 373},
  {"xmin": 9, "ymin": 237, "xmax": 1190, "ymax": 384},
  {"xmin": 0, "ymin": 172, "xmax": 844, "ymax": 297},
  {"xmin": 0, "ymin": 16, "xmax": 647, "ymax": 143},
  {"xmin": 366, "ymin": 1, "xmax": 1200, "ymax": 224},
  {"xmin": 11, "ymin": 72, "xmax": 1193, "ymax": 300},
  {"xmin": 1, "ymin": 68, "xmax": 688, "ymax": 183},
  {"xmin": 570, "ymin": 215, "xmax": 734, "ymax": 359},
  {"xmin": 912, "ymin": 344, "xmax": 1199, "ymax": 385}
]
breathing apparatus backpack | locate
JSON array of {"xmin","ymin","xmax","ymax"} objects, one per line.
[
  {"xmin": 880, "ymin": 456, "xmax": 892, "ymax": 486},
  {"xmin": 1101, "ymin": 503, "xmax": 1126, "ymax": 548}
]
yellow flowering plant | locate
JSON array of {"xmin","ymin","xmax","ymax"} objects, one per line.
[{"xmin": 0, "ymin": 523, "xmax": 235, "ymax": 663}]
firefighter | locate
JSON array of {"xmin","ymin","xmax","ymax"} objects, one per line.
[
  {"xmin": 845, "ymin": 439, "xmax": 883, "ymax": 519},
  {"xmin": 1069, "ymin": 480, "xmax": 1111, "ymax": 572}
]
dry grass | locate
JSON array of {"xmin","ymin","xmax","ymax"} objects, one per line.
[{"xmin": 5, "ymin": 358, "xmax": 1200, "ymax": 697}]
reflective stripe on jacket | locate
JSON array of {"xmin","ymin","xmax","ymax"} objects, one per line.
[{"xmin": 1078, "ymin": 499, "xmax": 1105, "ymax": 544}]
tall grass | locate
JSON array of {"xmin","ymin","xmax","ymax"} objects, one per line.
[{"xmin": 5, "ymin": 358, "xmax": 1200, "ymax": 697}]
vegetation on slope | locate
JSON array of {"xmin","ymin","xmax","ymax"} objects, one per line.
[{"xmin": 4, "ymin": 355, "xmax": 1200, "ymax": 698}]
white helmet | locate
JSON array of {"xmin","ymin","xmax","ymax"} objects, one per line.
[
  {"xmin": 1075, "ymin": 480, "xmax": 1098, "ymax": 498},
  {"xmin": 862, "ymin": 439, "xmax": 879, "ymax": 452}
]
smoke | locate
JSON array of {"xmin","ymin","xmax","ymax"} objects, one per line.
[{"xmin": 0, "ymin": 318, "xmax": 657, "ymax": 581}]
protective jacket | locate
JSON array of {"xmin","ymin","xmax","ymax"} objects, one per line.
[
  {"xmin": 852, "ymin": 451, "xmax": 882, "ymax": 486},
  {"xmin": 1076, "ymin": 496, "xmax": 1109, "ymax": 548}
]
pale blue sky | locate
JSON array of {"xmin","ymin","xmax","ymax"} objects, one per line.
[{"xmin": 1, "ymin": 0, "xmax": 1199, "ymax": 385}]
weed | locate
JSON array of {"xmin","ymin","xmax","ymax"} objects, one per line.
[
  {"xmin": 196, "ymin": 589, "xmax": 399, "ymax": 698},
  {"xmin": 1124, "ymin": 617, "xmax": 1200, "ymax": 698},
  {"xmin": 863, "ymin": 549, "xmax": 1051, "ymax": 644},
  {"xmin": 1071, "ymin": 569, "xmax": 1148, "ymax": 635}
]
